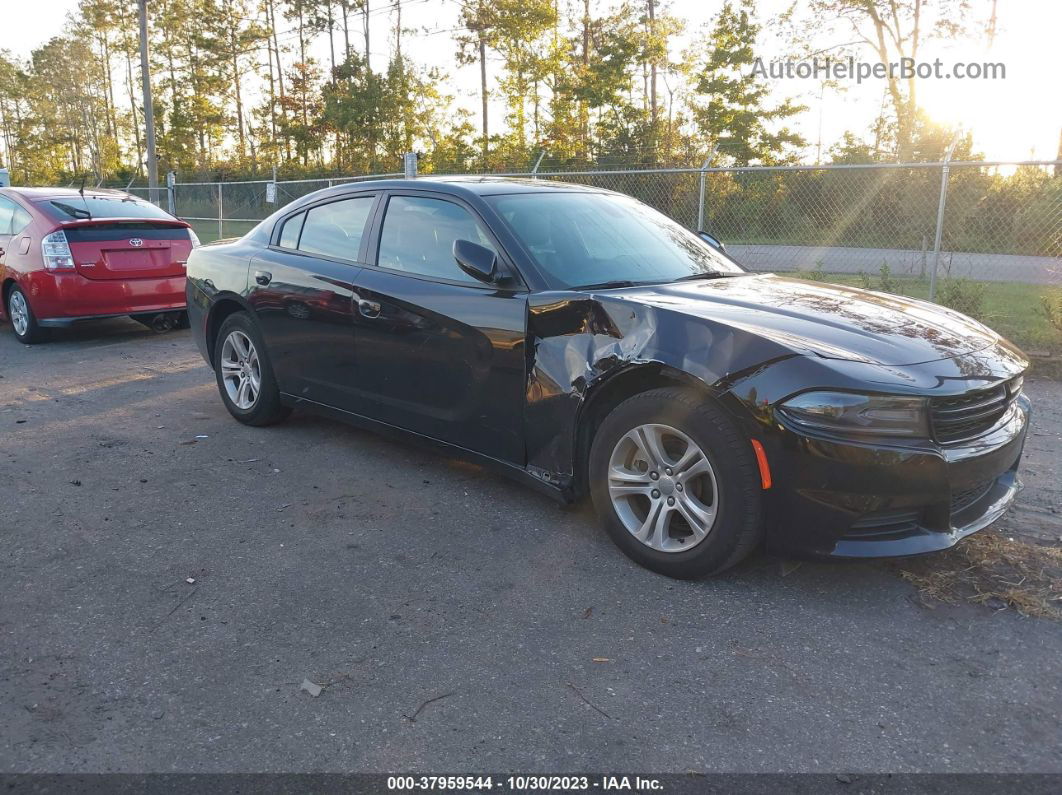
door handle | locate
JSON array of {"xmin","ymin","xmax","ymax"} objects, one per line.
[
  {"xmin": 254, "ymin": 270, "xmax": 272, "ymax": 286},
  {"xmin": 358, "ymin": 298, "xmax": 381, "ymax": 318}
]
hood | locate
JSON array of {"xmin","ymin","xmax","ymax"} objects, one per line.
[{"xmin": 609, "ymin": 274, "xmax": 1003, "ymax": 367}]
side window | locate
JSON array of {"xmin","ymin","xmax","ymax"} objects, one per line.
[
  {"xmin": 11, "ymin": 205, "xmax": 32, "ymax": 235},
  {"xmin": 377, "ymin": 196, "xmax": 496, "ymax": 284},
  {"xmin": 278, "ymin": 212, "xmax": 304, "ymax": 249},
  {"xmin": 0, "ymin": 197, "xmax": 15, "ymax": 235},
  {"xmin": 298, "ymin": 196, "xmax": 374, "ymax": 261}
]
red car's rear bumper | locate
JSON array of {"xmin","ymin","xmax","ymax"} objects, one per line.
[{"xmin": 19, "ymin": 270, "xmax": 186, "ymax": 324}]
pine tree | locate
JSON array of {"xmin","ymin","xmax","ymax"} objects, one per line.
[{"xmin": 688, "ymin": 0, "xmax": 804, "ymax": 165}]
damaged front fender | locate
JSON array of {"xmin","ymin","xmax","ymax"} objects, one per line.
[{"xmin": 524, "ymin": 291, "xmax": 796, "ymax": 494}]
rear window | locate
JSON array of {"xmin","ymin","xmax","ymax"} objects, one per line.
[
  {"xmin": 297, "ymin": 197, "xmax": 374, "ymax": 260},
  {"xmin": 40, "ymin": 195, "xmax": 174, "ymax": 221},
  {"xmin": 62, "ymin": 222, "xmax": 192, "ymax": 243}
]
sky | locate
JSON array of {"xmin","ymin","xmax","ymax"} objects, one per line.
[{"xmin": 7, "ymin": 0, "xmax": 1060, "ymax": 164}]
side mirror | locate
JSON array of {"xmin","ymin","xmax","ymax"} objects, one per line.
[
  {"xmin": 453, "ymin": 239, "xmax": 498, "ymax": 284},
  {"xmin": 697, "ymin": 230, "xmax": 726, "ymax": 252}
]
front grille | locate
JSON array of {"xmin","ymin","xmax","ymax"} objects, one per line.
[
  {"xmin": 950, "ymin": 479, "xmax": 994, "ymax": 513},
  {"xmin": 930, "ymin": 379, "xmax": 1019, "ymax": 444}
]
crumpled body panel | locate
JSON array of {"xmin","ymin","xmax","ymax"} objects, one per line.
[{"xmin": 524, "ymin": 291, "xmax": 793, "ymax": 489}]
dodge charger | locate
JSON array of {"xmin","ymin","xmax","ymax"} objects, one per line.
[{"xmin": 186, "ymin": 178, "xmax": 1029, "ymax": 578}]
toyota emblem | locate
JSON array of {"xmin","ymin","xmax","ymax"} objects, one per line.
[{"xmin": 129, "ymin": 238, "xmax": 144, "ymax": 247}]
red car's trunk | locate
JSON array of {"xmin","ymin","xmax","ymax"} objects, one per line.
[{"xmin": 63, "ymin": 220, "xmax": 193, "ymax": 281}]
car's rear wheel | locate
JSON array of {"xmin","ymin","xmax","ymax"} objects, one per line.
[
  {"xmin": 7, "ymin": 285, "xmax": 47, "ymax": 344},
  {"xmin": 213, "ymin": 312, "xmax": 290, "ymax": 426},
  {"xmin": 589, "ymin": 387, "xmax": 763, "ymax": 578}
]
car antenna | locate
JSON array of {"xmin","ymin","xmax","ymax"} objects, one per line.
[{"xmin": 78, "ymin": 175, "xmax": 93, "ymax": 220}]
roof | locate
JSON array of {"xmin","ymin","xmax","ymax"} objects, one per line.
[
  {"xmin": 315, "ymin": 176, "xmax": 615, "ymax": 200},
  {"xmin": 1, "ymin": 186, "xmax": 139, "ymax": 201},
  {"xmin": 424, "ymin": 176, "xmax": 610, "ymax": 195}
]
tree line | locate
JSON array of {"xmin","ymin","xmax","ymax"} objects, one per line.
[{"xmin": 0, "ymin": 0, "xmax": 1047, "ymax": 186}]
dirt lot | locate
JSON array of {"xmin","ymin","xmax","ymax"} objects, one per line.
[{"xmin": 1, "ymin": 319, "xmax": 1060, "ymax": 773}]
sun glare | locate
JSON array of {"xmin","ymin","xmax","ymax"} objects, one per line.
[{"xmin": 914, "ymin": 1, "xmax": 1061, "ymax": 162}]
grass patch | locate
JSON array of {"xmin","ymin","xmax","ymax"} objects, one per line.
[
  {"xmin": 893, "ymin": 530, "xmax": 1062, "ymax": 620},
  {"xmin": 801, "ymin": 272, "xmax": 1062, "ymax": 358},
  {"xmin": 190, "ymin": 218, "xmax": 260, "ymax": 243}
]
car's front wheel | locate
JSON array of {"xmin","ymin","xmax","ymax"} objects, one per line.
[
  {"xmin": 213, "ymin": 312, "xmax": 290, "ymax": 426},
  {"xmin": 6, "ymin": 285, "xmax": 47, "ymax": 344},
  {"xmin": 589, "ymin": 387, "xmax": 764, "ymax": 578}
]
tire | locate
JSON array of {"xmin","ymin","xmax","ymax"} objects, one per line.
[
  {"xmin": 589, "ymin": 387, "xmax": 763, "ymax": 578},
  {"xmin": 6, "ymin": 285, "xmax": 47, "ymax": 344},
  {"xmin": 213, "ymin": 311, "xmax": 290, "ymax": 426}
]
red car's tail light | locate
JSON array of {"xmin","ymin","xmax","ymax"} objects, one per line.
[{"xmin": 41, "ymin": 230, "xmax": 75, "ymax": 270}]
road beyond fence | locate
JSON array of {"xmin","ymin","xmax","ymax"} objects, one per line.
[{"xmin": 732, "ymin": 244, "xmax": 1061, "ymax": 285}]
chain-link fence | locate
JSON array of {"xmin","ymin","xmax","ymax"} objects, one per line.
[
  {"xmin": 127, "ymin": 173, "xmax": 402, "ymax": 240},
  {"xmin": 157, "ymin": 160, "xmax": 1061, "ymax": 291}
]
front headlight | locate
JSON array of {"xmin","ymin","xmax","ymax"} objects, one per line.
[
  {"xmin": 777, "ymin": 391, "xmax": 929, "ymax": 438},
  {"xmin": 188, "ymin": 228, "xmax": 201, "ymax": 248}
]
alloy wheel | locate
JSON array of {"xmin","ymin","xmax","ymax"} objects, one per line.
[
  {"xmin": 607, "ymin": 423, "xmax": 719, "ymax": 553},
  {"xmin": 220, "ymin": 329, "xmax": 262, "ymax": 410},
  {"xmin": 9, "ymin": 291, "xmax": 29, "ymax": 337}
]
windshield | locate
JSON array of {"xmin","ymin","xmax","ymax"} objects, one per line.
[
  {"xmin": 42, "ymin": 195, "xmax": 175, "ymax": 221},
  {"xmin": 486, "ymin": 191, "xmax": 743, "ymax": 289}
]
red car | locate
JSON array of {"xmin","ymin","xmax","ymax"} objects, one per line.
[{"xmin": 0, "ymin": 187, "xmax": 198, "ymax": 343}]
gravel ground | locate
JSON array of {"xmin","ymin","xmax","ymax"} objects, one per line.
[
  {"xmin": 1, "ymin": 319, "xmax": 1060, "ymax": 774},
  {"xmin": 999, "ymin": 377, "xmax": 1062, "ymax": 545}
]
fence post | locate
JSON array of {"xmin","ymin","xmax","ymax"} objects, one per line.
[
  {"xmin": 697, "ymin": 145, "xmax": 718, "ymax": 232},
  {"xmin": 166, "ymin": 171, "xmax": 176, "ymax": 215},
  {"xmin": 928, "ymin": 138, "xmax": 959, "ymax": 302},
  {"xmin": 217, "ymin": 182, "xmax": 224, "ymax": 241},
  {"xmin": 531, "ymin": 150, "xmax": 546, "ymax": 179}
]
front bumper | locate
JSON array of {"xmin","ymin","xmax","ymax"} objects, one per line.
[
  {"xmin": 186, "ymin": 279, "xmax": 212, "ymax": 365},
  {"xmin": 760, "ymin": 396, "xmax": 1029, "ymax": 559}
]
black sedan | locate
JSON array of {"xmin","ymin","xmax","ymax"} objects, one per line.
[{"xmin": 186, "ymin": 178, "xmax": 1029, "ymax": 578}]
